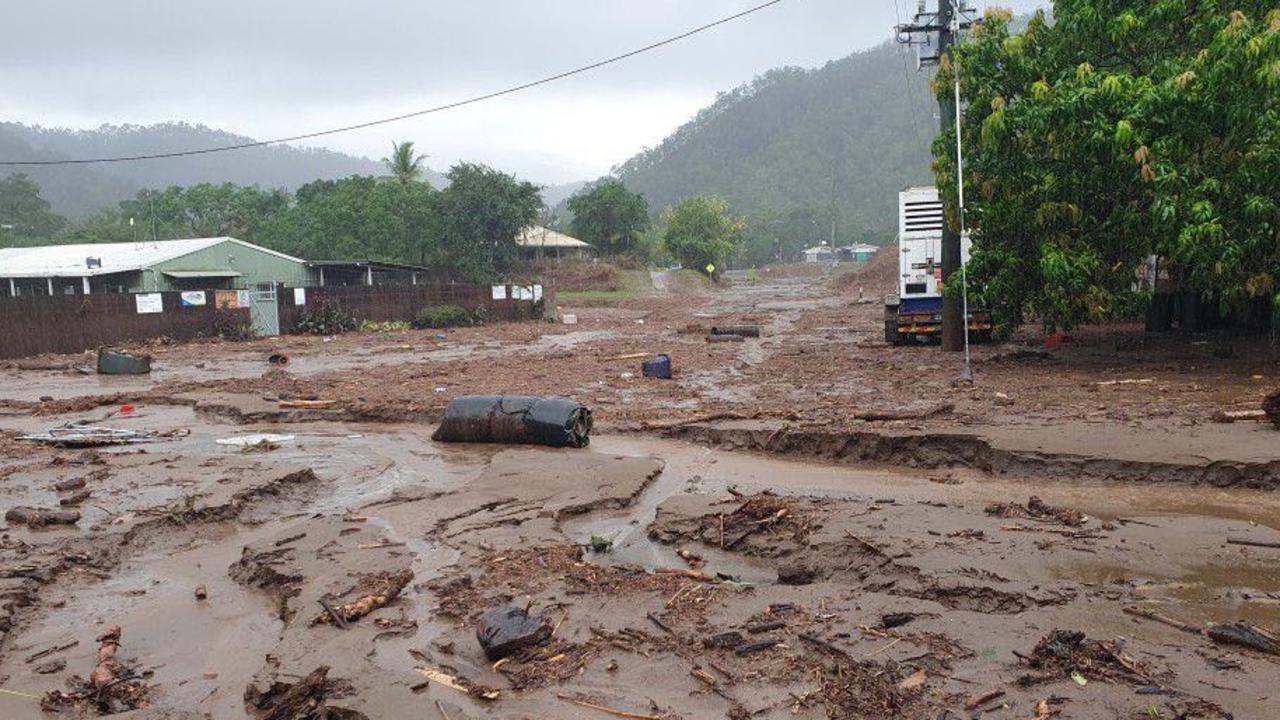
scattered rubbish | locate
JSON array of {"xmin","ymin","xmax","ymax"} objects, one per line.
[
  {"xmin": 25, "ymin": 639, "xmax": 78, "ymax": 664},
  {"xmin": 1019, "ymin": 629, "xmax": 1151, "ymax": 686},
  {"xmin": 34, "ymin": 659, "xmax": 66, "ymax": 675},
  {"xmin": 605, "ymin": 352, "xmax": 649, "ymax": 361},
  {"xmin": 709, "ymin": 325, "xmax": 761, "ymax": 338},
  {"xmin": 556, "ymin": 693, "xmax": 660, "ymax": 720},
  {"xmin": 245, "ymin": 665, "xmax": 368, "ymax": 718},
  {"xmin": 703, "ymin": 631, "xmax": 744, "ymax": 649},
  {"xmin": 41, "ymin": 625, "xmax": 150, "ymax": 715},
  {"xmin": 117, "ymin": 404, "xmax": 136, "ymax": 415},
  {"xmin": 1227, "ymin": 537, "xmax": 1280, "ymax": 550},
  {"xmin": 277, "ymin": 399, "xmax": 336, "ymax": 409},
  {"xmin": 620, "ymin": 372, "xmax": 635, "ymax": 380},
  {"xmin": 20, "ymin": 423, "xmax": 177, "ymax": 448},
  {"xmin": 704, "ymin": 334, "xmax": 746, "ymax": 343},
  {"xmin": 476, "ymin": 605, "xmax": 552, "ymax": 661},
  {"xmin": 746, "ymin": 620, "xmax": 785, "ymax": 634},
  {"xmin": 641, "ymin": 353, "xmax": 673, "ymax": 379},
  {"xmin": 966, "ymin": 689, "xmax": 1006, "ymax": 710},
  {"xmin": 561, "ymin": 314, "xmax": 578, "ymax": 325},
  {"xmin": 1205, "ymin": 622, "xmax": 1280, "ymax": 656},
  {"xmin": 415, "ymin": 666, "xmax": 500, "ymax": 701},
  {"xmin": 852, "ymin": 403, "xmax": 954, "ymax": 422},
  {"xmin": 432, "ymin": 396, "xmax": 593, "ymax": 448},
  {"xmin": 880, "ymin": 612, "xmax": 920, "ymax": 629},
  {"xmin": 194, "ymin": 584, "xmax": 208, "ymax": 600},
  {"xmin": 734, "ymin": 640, "xmax": 780, "ymax": 656},
  {"xmin": 6, "ymin": 507, "xmax": 80, "ymax": 527},
  {"xmin": 986, "ymin": 496, "xmax": 1086, "ymax": 527},
  {"xmin": 96, "ymin": 348, "xmax": 151, "ymax": 375},
  {"xmin": 1095, "ymin": 378, "xmax": 1154, "ymax": 386},
  {"xmin": 311, "ymin": 569, "xmax": 413, "ymax": 626},
  {"xmin": 267, "ymin": 352, "xmax": 291, "ymax": 366},
  {"xmin": 1264, "ymin": 389, "xmax": 1280, "ymax": 429},
  {"xmin": 216, "ymin": 433, "xmax": 296, "ymax": 448},
  {"xmin": 58, "ymin": 490, "xmax": 91, "ymax": 507},
  {"xmin": 1211, "ymin": 409, "xmax": 1267, "ymax": 423},
  {"xmin": 53, "ymin": 477, "xmax": 86, "ymax": 492}
]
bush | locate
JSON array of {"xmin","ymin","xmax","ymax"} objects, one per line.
[
  {"xmin": 413, "ymin": 304, "xmax": 475, "ymax": 329},
  {"xmin": 360, "ymin": 320, "xmax": 412, "ymax": 333},
  {"xmin": 294, "ymin": 301, "xmax": 358, "ymax": 335},
  {"xmin": 212, "ymin": 309, "xmax": 253, "ymax": 341}
]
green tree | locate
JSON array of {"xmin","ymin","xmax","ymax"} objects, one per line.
[
  {"xmin": 942, "ymin": 3, "xmax": 1280, "ymax": 329},
  {"xmin": 382, "ymin": 141, "xmax": 425, "ymax": 186},
  {"xmin": 662, "ymin": 196, "xmax": 746, "ymax": 277},
  {"xmin": 0, "ymin": 173, "xmax": 67, "ymax": 239},
  {"xmin": 567, "ymin": 179, "xmax": 650, "ymax": 255},
  {"xmin": 432, "ymin": 163, "xmax": 542, "ymax": 282}
]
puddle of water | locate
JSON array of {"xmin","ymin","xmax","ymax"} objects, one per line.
[{"xmin": 1053, "ymin": 559, "xmax": 1280, "ymax": 626}]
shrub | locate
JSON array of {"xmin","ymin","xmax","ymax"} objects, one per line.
[
  {"xmin": 294, "ymin": 301, "xmax": 358, "ymax": 335},
  {"xmin": 360, "ymin": 320, "xmax": 412, "ymax": 333},
  {"xmin": 413, "ymin": 304, "xmax": 474, "ymax": 329},
  {"xmin": 212, "ymin": 309, "xmax": 253, "ymax": 341}
]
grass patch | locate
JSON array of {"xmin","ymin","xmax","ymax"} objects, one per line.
[{"xmin": 558, "ymin": 270, "xmax": 652, "ymax": 306}]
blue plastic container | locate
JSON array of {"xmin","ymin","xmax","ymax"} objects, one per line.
[{"xmin": 641, "ymin": 353, "xmax": 673, "ymax": 379}]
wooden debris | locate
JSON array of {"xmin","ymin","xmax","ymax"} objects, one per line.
[
  {"xmin": 1211, "ymin": 409, "xmax": 1267, "ymax": 423},
  {"xmin": 1227, "ymin": 538, "xmax": 1280, "ymax": 550},
  {"xmin": 5, "ymin": 506, "xmax": 80, "ymax": 527},
  {"xmin": 311, "ymin": 569, "xmax": 412, "ymax": 625},
  {"xmin": 556, "ymin": 693, "xmax": 662, "ymax": 720},
  {"xmin": 277, "ymin": 399, "xmax": 337, "ymax": 409},
  {"xmin": 414, "ymin": 667, "xmax": 500, "ymax": 701},
  {"xmin": 965, "ymin": 689, "xmax": 1005, "ymax": 710}
]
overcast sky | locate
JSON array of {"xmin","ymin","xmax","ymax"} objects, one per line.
[{"xmin": 2, "ymin": 0, "xmax": 1049, "ymax": 185}]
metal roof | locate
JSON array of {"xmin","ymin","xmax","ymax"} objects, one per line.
[
  {"xmin": 0, "ymin": 237, "xmax": 304, "ymax": 279},
  {"xmin": 162, "ymin": 269, "xmax": 244, "ymax": 278},
  {"xmin": 516, "ymin": 226, "xmax": 591, "ymax": 249},
  {"xmin": 306, "ymin": 260, "xmax": 432, "ymax": 272}
]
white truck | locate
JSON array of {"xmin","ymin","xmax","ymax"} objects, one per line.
[{"xmin": 884, "ymin": 186, "xmax": 991, "ymax": 345}]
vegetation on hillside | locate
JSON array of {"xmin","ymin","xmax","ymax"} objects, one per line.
[
  {"xmin": 943, "ymin": 2, "xmax": 1280, "ymax": 330},
  {"xmin": 613, "ymin": 41, "xmax": 936, "ymax": 255}
]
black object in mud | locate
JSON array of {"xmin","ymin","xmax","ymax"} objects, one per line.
[
  {"xmin": 432, "ymin": 396, "xmax": 593, "ymax": 448},
  {"xmin": 476, "ymin": 606, "xmax": 552, "ymax": 661}
]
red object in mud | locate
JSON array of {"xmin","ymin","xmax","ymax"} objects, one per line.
[
  {"xmin": 1044, "ymin": 332, "xmax": 1074, "ymax": 349},
  {"xmin": 119, "ymin": 404, "xmax": 136, "ymax": 415}
]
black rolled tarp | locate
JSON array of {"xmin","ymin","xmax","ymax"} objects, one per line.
[{"xmin": 432, "ymin": 396, "xmax": 593, "ymax": 448}]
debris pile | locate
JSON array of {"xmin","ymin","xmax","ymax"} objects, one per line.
[
  {"xmin": 1019, "ymin": 630, "xmax": 1153, "ymax": 686},
  {"xmin": 649, "ymin": 490, "xmax": 816, "ymax": 556},
  {"xmin": 312, "ymin": 569, "xmax": 413, "ymax": 626},
  {"xmin": 41, "ymin": 625, "xmax": 150, "ymax": 716},
  {"xmin": 1264, "ymin": 388, "xmax": 1280, "ymax": 429},
  {"xmin": 244, "ymin": 665, "xmax": 367, "ymax": 720},
  {"xmin": 986, "ymin": 496, "xmax": 1086, "ymax": 527}
]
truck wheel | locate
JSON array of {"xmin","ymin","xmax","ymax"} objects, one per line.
[{"xmin": 884, "ymin": 304, "xmax": 901, "ymax": 346}]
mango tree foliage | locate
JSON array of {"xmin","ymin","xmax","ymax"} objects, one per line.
[
  {"xmin": 662, "ymin": 196, "xmax": 747, "ymax": 276},
  {"xmin": 937, "ymin": 2, "xmax": 1280, "ymax": 329},
  {"xmin": 567, "ymin": 179, "xmax": 650, "ymax": 255}
]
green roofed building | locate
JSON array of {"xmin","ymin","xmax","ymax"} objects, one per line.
[{"xmin": 0, "ymin": 237, "xmax": 312, "ymax": 296}]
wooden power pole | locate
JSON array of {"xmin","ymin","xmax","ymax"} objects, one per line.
[{"xmin": 896, "ymin": 0, "xmax": 976, "ymax": 352}]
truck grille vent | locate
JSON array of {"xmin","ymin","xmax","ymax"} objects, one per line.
[{"xmin": 903, "ymin": 200, "xmax": 944, "ymax": 232}]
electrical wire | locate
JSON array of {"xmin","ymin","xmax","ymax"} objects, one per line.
[
  {"xmin": 0, "ymin": 0, "xmax": 786, "ymax": 167},
  {"xmin": 890, "ymin": 0, "xmax": 928, "ymax": 149}
]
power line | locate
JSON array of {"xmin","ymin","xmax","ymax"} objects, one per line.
[
  {"xmin": 1, "ymin": 0, "xmax": 787, "ymax": 167},
  {"xmin": 890, "ymin": 0, "xmax": 927, "ymax": 149}
]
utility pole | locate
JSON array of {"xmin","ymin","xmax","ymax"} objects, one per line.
[{"xmin": 896, "ymin": 0, "xmax": 977, "ymax": 353}]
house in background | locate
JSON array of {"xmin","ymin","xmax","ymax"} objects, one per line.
[
  {"xmin": 516, "ymin": 226, "xmax": 592, "ymax": 260},
  {"xmin": 802, "ymin": 245, "xmax": 834, "ymax": 263},
  {"xmin": 0, "ymin": 237, "xmax": 311, "ymax": 297},
  {"xmin": 841, "ymin": 243, "xmax": 880, "ymax": 263},
  {"xmin": 306, "ymin": 260, "xmax": 433, "ymax": 287}
]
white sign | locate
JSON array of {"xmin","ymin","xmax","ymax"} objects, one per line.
[
  {"xmin": 491, "ymin": 285, "xmax": 507, "ymax": 300},
  {"xmin": 135, "ymin": 293, "xmax": 163, "ymax": 314},
  {"xmin": 533, "ymin": 284, "xmax": 543, "ymax": 302},
  {"xmin": 293, "ymin": 287, "xmax": 307, "ymax": 306},
  {"xmin": 180, "ymin": 291, "xmax": 206, "ymax": 307},
  {"xmin": 515, "ymin": 286, "xmax": 533, "ymax": 301},
  {"xmin": 236, "ymin": 290, "xmax": 252, "ymax": 308}
]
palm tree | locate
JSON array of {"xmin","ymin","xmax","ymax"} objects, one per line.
[{"xmin": 382, "ymin": 141, "xmax": 424, "ymax": 186}]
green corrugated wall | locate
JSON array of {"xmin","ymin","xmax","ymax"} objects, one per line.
[{"xmin": 146, "ymin": 239, "xmax": 315, "ymax": 291}]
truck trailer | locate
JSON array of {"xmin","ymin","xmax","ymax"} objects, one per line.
[{"xmin": 884, "ymin": 186, "xmax": 992, "ymax": 345}]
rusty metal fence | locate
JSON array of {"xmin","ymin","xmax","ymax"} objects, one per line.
[{"xmin": 0, "ymin": 283, "xmax": 544, "ymax": 360}]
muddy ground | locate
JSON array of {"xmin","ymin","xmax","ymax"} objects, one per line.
[{"xmin": 0, "ymin": 263, "xmax": 1277, "ymax": 719}]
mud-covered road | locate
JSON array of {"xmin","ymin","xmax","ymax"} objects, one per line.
[{"xmin": 0, "ymin": 266, "xmax": 1277, "ymax": 719}]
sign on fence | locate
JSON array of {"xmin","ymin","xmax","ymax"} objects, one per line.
[
  {"xmin": 180, "ymin": 291, "xmax": 207, "ymax": 307},
  {"xmin": 293, "ymin": 288, "xmax": 307, "ymax": 306},
  {"xmin": 135, "ymin": 293, "xmax": 163, "ymax": 314}
]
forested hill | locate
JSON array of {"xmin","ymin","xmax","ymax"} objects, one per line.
[
  {"xmin": 0, "ymin": 122, "xmax": 446, "ymax": 218},
  {"xmin": 614, "ymin": 39, "xmax": 937, "ymax": 242}
]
